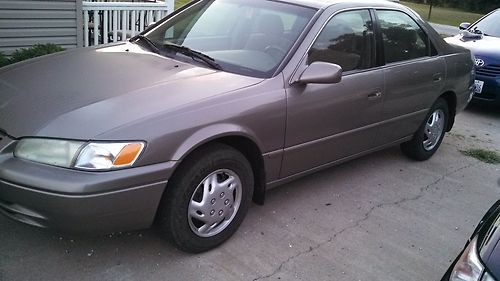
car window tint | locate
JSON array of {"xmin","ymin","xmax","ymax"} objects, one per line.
[
  {"xmin": 377, "ymin": 10, "xmax": 430, "ymax": 63},
  {"xmin": 260, "ymin": 10, "xmax": 296, "ymax": 32},
  {"xmin": 308, "ymin": 9, "xmax": 374, "ymax": 72},
  {"xmin": 176, "ymin": 2, "xmax": 239, "ymax": 37}
]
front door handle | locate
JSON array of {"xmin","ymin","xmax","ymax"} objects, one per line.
[{"xmin": 433, "ymin": 73, "xmax": 443, "ymax": 82}]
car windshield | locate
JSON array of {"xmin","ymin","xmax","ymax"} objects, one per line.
[
  {"xmin": 143, "ymin": 0, "xmax": 317, "ymax": 78},
  {"xmin": 470, "ymin": 9, "xmax": 500, "ymax": 37}
]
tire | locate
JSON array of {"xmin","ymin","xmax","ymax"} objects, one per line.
[
  {"xmin": 401, "ymin": 98, "xmax": 449, "ymax": 161},
  {"xmin": 157, "ymin": 143, "xmax": 254, "ymax": 253}
]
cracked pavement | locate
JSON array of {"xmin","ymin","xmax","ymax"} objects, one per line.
[
  {"xmin": 251, "ymin": 162, "xmax": 477, "ymax": 281},
  {"xmin": 1, "ymin": 105, "xmax": 499, "ymax": 281}
]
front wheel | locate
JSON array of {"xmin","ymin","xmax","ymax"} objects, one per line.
[
  {"xmin": 157, "ymin": 143, "xmax": 254, "ymax": 253},
  {"xmin": 401, "ymin": 98, "xmax": 449, "ymax": 161}
]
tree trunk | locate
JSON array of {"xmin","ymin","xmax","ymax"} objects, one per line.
[{"xmin": 427, "ymin": 2, "xmax": 433, "ymax": 21}]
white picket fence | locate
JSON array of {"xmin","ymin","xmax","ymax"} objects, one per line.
[{"xmin": 82, "ymin": 1, "xmax": 174, "ymax": 47}]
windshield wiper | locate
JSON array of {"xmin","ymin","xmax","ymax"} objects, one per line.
[
  {"xmin": 472, "ymin": 28, "xmax": 491, "ymax": 37},
  {"xmin": 472, "ymin": 27, "xmax": 484, "ymax": 35},
  {"xmin": 163, "ymin": 43, "xmax": 222, "ymax": 70},
  {"xmin": 132, "ymin": 34, "xmax": 160, "ymax": 54}
]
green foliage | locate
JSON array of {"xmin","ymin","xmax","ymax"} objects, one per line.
[
  {"xmin": 0, "ymin": 52, "xmax": 9, "ymax": 68},
  {"xmin": 0, "ymin": 44, "xmax": 65, "ymax": 68},
  {"xmin": 9, "ymin": 44, "xmax": 65, "ymax": 65}
]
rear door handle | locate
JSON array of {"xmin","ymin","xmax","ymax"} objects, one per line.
[{"xmin": 368, "ymin": 91, "xmax": 382, "ymax": 99}]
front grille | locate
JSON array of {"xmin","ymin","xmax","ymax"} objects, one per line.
[{"xmin": 476, "ymin": 64, "xmax": 500, "ymax": 78}]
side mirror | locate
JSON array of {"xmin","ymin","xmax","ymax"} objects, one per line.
[
  {"xmin": 296, "ymin": 62, "xmax": 342, "ymax": 85},
  {"xmin": 459, "ymin": 22, "xmax": 470, "ymax": 30}
]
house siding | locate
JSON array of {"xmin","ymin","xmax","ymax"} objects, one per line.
[{"xmin": 0, "ymin": 0, "xmax": 83, "ymax": 55}]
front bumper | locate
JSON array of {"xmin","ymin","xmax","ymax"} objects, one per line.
[
  {"xmin": 0, "ymin": 137, "xmax": 175, "ymax": 234},
  {"xmin": 473, "ymin": 73, "xmax": 500, "ymax": 106}
]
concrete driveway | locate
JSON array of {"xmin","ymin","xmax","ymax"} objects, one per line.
[{"xmin": 1, "ymin": 105, "xmax": 499, "ymax": 281}]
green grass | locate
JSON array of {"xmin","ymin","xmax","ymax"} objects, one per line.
[
  {"xmin": 175, "ymin": 0, "xmax": 190, "ymax": 9},
  {"xmin": 461, "ymin": 149, "xmax": 500, "ymax": 164},
  {"xmin": 401, "ymin": 1, "xmax": 483, "ymax": 26}
]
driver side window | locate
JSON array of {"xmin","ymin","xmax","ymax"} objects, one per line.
[{"xmin": 308, "ymin": 9, "xmax": 375, "ymax": 72}]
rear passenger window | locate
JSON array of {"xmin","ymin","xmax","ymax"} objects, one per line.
[
  {"xmin": 377, "ymin": 10, "xmax": 434, "ymax": 63},
  {"xmin": 308, "ymin": 9, "xmax": 375, "ymax": 72}
]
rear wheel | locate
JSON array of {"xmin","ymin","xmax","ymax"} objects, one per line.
[
  {"xmin": 401, "ymin": 98, "xmax": 449, "ymax": 161},
  {"xmin": 157, "ymin": 143, "xmax": 254, "ymax": 253}
]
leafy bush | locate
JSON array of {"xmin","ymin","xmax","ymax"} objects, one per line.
[
  {"xmin": 0, "ymin": 52, "xmax": 9, "ymax": 68},
  {"xmin": 9, "ymin": 44, "xmax": 65, "ymax": 64},
  {"xmin": 0, "ymin": 44, "xmax": 65, "ymax": 67}
]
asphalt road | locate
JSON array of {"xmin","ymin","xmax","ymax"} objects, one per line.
[{"xmin": 1, "ymin": 104, "xmax": 499, "ymax": 281}]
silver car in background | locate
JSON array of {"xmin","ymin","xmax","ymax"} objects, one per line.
[{"xmin": 0, "ymin": 0, "xmax": 474, "ymax": 252}]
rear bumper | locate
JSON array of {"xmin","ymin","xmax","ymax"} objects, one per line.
[{"xmin": 0, "ymin": 141, "xmax": 175, "ymax": 233}]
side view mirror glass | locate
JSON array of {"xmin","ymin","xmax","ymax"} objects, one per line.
[{"xmin": 296, "ymin": 62, "xmax": 342, "ymax": 85}]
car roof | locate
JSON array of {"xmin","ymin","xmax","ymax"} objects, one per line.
[{"xmin": 281, "ymin": 0, "xmax": 401, "ymax": 10}]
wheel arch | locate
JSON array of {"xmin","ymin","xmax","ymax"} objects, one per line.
[
  {"xmin": 168, "ymin": 125, "xmax": 267, "ymax": 206},
  {"xmin": 439, "ymin": 91, "xmax": 457, "ymax": 131},
  {"xmin": 217, "ymin": 136, "xmax": 267, "ymax": 205}
]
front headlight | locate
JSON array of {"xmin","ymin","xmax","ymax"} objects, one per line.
[
  {"xmin": 74, "ymin": 142, "xmax": 144, "ymax": 170},
  {"xmin": 450, "ymin": 236, "xmax": 484, "ymax": 281},
  {"xmin": 14, "ymin": 138, "xmax": 145, "ymax": 170},
  {"xmin": 481, "ymin": 272, "xmax": 496, "ymax": 281}
]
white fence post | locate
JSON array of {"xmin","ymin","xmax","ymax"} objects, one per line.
[
  {"xmin": 83, "ymin": 11, "xmax": 89, "ymax": 47},
  {"xmin": 81, "ymin": 1, "xmax": 174, "ymax": 47}
]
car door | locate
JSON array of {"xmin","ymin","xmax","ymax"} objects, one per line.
[
  {"xmin": 374, "ymin": 9, "xmax": 446, "ymax": 143},
  {"xmin": 281, "ymin": 9, "xmax": 384, "ymax": 177}
]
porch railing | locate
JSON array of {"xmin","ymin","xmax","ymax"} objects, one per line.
[{"xmin": 82, "ymin": 1, "xmax": 174, "ymax": 47}]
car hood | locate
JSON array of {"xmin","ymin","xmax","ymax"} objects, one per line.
[
  {"xmin": 445, "ymin": 34, "xmax": 500, "ymax": 59},
  {"xmin": 0, "ymin": 43, "xmax": 262, "ymax": 139}
]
